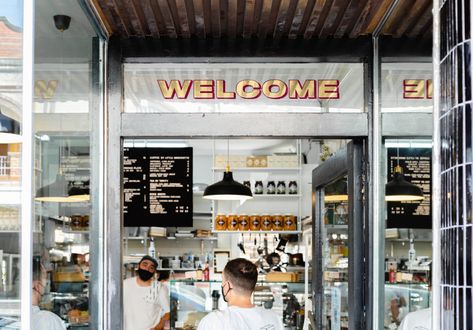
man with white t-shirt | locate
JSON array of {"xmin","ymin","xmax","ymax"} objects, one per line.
[
  {"xmin": 197, "ymin": 258, "xmax": 283, "ymax": 330},
  {"xmin": 123, "ymin": 255, "xmax": 170, "ymax": 330},
  {"xmin": 32, "ymin": 257, "xmax": 66, "ymax": 330}
]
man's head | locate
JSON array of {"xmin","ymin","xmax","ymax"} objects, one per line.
[
  {"xmin": 221, "ymin": 258, "xmax": 258, "ymax": 305},
  {"xmin": 136, "ymin": 255, "xmax": 157, "ymax": 283},
  {"xmin": 32, "ymin": 257, "xmax": 47, "ymax": 305}
]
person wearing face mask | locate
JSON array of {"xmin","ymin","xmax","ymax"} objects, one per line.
[
  {"xmin": 197, "ymin": 258, "xmax": 283, "ymax": 330},
  {"xmin": 32, "ymin": 257, "xmax": 67, "ymax": 330},
  {"xmin": 123, "ymin": 255, "xmax": 170, "ymax": 330}
]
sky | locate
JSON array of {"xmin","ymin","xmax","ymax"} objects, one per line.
[{"xmin": 0, "ymin": 0, "xmax": 23, "ymax": 28}]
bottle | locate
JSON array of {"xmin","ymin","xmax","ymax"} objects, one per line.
[
  {"xmin": 148, "ymin": 238, "xmax": 156, "ymax": 259},
  {"xmin": 196, "ymin": 265, "xmax": 203, "ymax": 281},
  {"xmin": 203, "ymin": 262, "xmax": 210, "ymax": 281},
  {"xmin": 408, "ymin": 240, "xmax": 416, "ymax": 267},
  {"xmin": 389, "ymin": 267, "xmax": 396, "ymax": 283}
]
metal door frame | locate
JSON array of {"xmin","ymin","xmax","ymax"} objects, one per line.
[
  {"xmin": 312, "ymin": 140, "xmax": 366, "ymax": 329},
  {"xmin": 104, "ymin": 38, "xmax": 432, "ymax": 329}
]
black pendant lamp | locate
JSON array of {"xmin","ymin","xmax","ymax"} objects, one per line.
[
  {"xmin": 385, "ymin": 151, "xmax": 424, "ymax": 202},
  {"xmin": 203, "ymin": 140, "xmax": 253, "ymax": 201},
  {"xmin": 0, "ymin": 111, "xmax": 22, "ymax": 144}
]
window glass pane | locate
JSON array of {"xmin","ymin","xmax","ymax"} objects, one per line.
[
  {"xmin": 123, "ymin": 63, "xmax": 364, "ymax": 113},
  {"xmin": 32, "ymin": 1, "xmax": 99, "ymax": 328},
  {"xmin": 381, "ymin": 63, "xmax": 433, "ymax": 113},
  {"xmin": 0, "ymin": 0, "xmax": 23, "ymax": 325}
]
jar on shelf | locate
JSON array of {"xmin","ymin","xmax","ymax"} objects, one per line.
[
  {"xmin": 238, "ymin": 214, "xmax": 249, "ymax": 231},
  {"xmin": 277, "ymin": 181, "xmax": 286, "ymax": 194},
  {"xmin": 71, "ymin": 215, "xmax": 82, "ymax": 230},
  {"xmin": 249, "ymin": 214, "xmax": 261, "ymax": 231},
  {"xmin": 227, "ymin": 214, "xmax": 239, "ymax": 231},
  {"xmin": 215, "ymin": 214, "xmax": 227, "ymax": 231},
  {"xmin": 261, "ymin": 214, "xmax": 272, "ymax": 230},
  {"xmin": 288, "ymin": 181, "xmax": 298, "ymax": 194},
  {"xmin": 284, "ymin": 214, "xmax": 297, "ymax": 231},
  {"xmin": 267, "ymin": 181, "xmax": 276, "ymax": 194},
  {"xmin": 243, "ymin": 181, "xmax": 251, "ymax": 190},
  {"xmin": 272, "ymin": 214, "xmax": 284, "ymax": 231},
  {"xmin": 254, "ymin": 181, "xmax": 264, "ymax": 194}
]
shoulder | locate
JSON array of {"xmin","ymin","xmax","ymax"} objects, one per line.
[
  {"xmin": 123, "ymin": 277, "xmax": 136, "ymax": 288},
  {"xmin": 197, "ymin": 311, "xmax": 226, "ymax": 329},
  {"xmin": 33, "ymin": 310, "xmax": 66, "ymax": 329}
]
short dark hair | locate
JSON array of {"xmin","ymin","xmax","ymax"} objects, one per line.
[
  {"xmin": 223, "ymin": 258, "xmax": 257, "ymax": 294},
  {"xmin": 32, "ymin": 256, "xmax": 42, "ymax": 282},
  {"xmin": 139, "ymin": 255, "xmax": 158, "ymax": 268}
]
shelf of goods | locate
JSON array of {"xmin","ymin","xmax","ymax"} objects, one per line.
[{"xmin": 210, "ymin": 140, "xmax": 303, "ymax": 234}]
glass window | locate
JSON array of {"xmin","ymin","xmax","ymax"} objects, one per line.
[
  {"xmin": 381, "ymin": 63, "xmax": 433, "ymax": 113},
  {"xmin": 31, "ymin": 1, "xmax": 102, "ymax": 329},
  {"xmin": 0, "ymin": 0, "xmax": 24, "ymax": 325},
  {"xmin": 123, "ymin": 63, "xmax": 364, "ymax": 113}
]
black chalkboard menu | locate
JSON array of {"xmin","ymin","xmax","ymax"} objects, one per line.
[
  {"xmin": 387, "ymin": 148, "xmax": 432, "ymax": 229},
  {"xmin": 123, "ymin": 147, "xmax": 193, "ymax": 227}
]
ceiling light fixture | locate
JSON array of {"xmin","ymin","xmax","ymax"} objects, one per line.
[
  {"xmin": 385, "ymin": 147, "xmax": 424, "ymax": 201},
  {"xmin": 203, "ymin": 139, "xmax": 252, "ymax": 201}
]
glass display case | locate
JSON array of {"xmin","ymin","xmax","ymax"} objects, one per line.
[
  {"xmin": 384, "ymin": 283, "xmax": 430, "ymax": 328},
  {"xmin": 169, "ymin": 279, "xmax": 306, "ymax": 330}
]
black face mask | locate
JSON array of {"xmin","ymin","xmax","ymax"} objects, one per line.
[
  {"xmin": 137, "ymin": 268, "xmax": 154, "ymax": 282},
  {"xmin": 221, "ymin": 282, "xmax": 232, "ymax": 303}
]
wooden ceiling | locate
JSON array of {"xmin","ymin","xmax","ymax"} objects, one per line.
[{"xmin": 92, "ymin": 0, "xmax": 432, "ymax": 40}]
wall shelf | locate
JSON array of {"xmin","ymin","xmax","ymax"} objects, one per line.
[{"xmin": 211, "ymin": 230, "xmax": 301, "ymax": 234}]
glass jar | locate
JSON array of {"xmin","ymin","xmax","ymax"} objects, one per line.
[
  {"xmin": 288, "ymin": 181, "xmax": 298, "ymax": 194},
  {"xmin": 277, "ymin": 181, "xmax": 286, "ymax": 194},
  {"xmin": 215, "ymin": 214, "xmax": 227, "ymax": 230},
  {"xmin": 254, "ymin": 181, "xmax": 264, "ymax": 194},
  {"xmin": 267, "ymin": 181, "xmax": 276, "ymax": 194}
]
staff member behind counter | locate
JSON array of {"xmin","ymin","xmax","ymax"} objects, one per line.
[
  {"xmin": 197, "ymin": 258, "xmax": 283, "ymax": 330},
  {"xmin": 123, "ymin": 255, "xmax": 170, "ymax": 330}
]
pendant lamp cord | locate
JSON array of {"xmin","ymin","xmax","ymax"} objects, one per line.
[{"xmin": 226, "ymin": 139, "xmax": 230, "ymax": 172}]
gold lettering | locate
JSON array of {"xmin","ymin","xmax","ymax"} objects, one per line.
[
  {"xmin": 216, "ymin": 80, "xmax": 236, "ymax": 99},
  {"xmin": 403, "ymin": 79, "xmax": 424, "ymax": 99},
  {"xmin": 319, "ymin": 80, "xmax": 339, "ymax": 99},
  {"xmin": 289, "ymin": 80, "xmax": 316, "ymax": 99},
  {"xmin": 157, "ymin": 80, "xmax": 193, "ymax": 99},
  {"xmin": 34, "ymin": 80, "xmax": 58, "ymax": 99},
  {"xmin": 262, "ymin": 80, "xmax": 288, "ymax": 99},
  {"xmin": 236, "ymin": 80, "xmax": 261, "ymax": 99},
  {"xmin": 427, "ymin": 79, "xmax": 433, "ymax": 99},
  {"xmin": 194, "ymin": 80, "xmax": 215, "ymax": 99}
]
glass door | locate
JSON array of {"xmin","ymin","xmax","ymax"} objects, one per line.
[{"xmin": 312, "ymin": 140, "xmax": 365, "ymax": 329}]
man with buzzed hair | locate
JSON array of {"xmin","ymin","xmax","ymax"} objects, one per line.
[{"xmin": 197, "ymin": 258, "xmax": 283, "ymax": 330}]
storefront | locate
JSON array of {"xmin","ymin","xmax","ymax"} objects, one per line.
[{"xmin": 0, "ymin": 1, "xmax": 437, "ymax": 329}]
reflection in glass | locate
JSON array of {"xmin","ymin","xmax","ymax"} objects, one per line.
[{"xmin": 0, "ymin": 2, "xmax": 23, "ymax": 324}]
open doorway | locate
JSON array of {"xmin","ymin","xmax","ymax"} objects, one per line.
[{"xmin": 120, "ymin": 137, "xmax": 362, "ymax": 329}]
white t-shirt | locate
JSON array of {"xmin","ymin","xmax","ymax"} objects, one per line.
[
  {"xmin": 31, "ymin": 306, "xmax": 66, "ymax": 330},
  {"xmin": 123, "ymin": 277, "xmax": 170, "ymax": 330},
  {"xmin": 398, "ymin": 308, "xmax": 431, "ymax": 330},
  {"xmin": 197, "ymin": 306, "xmax": 283, "ymax": 330}
]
